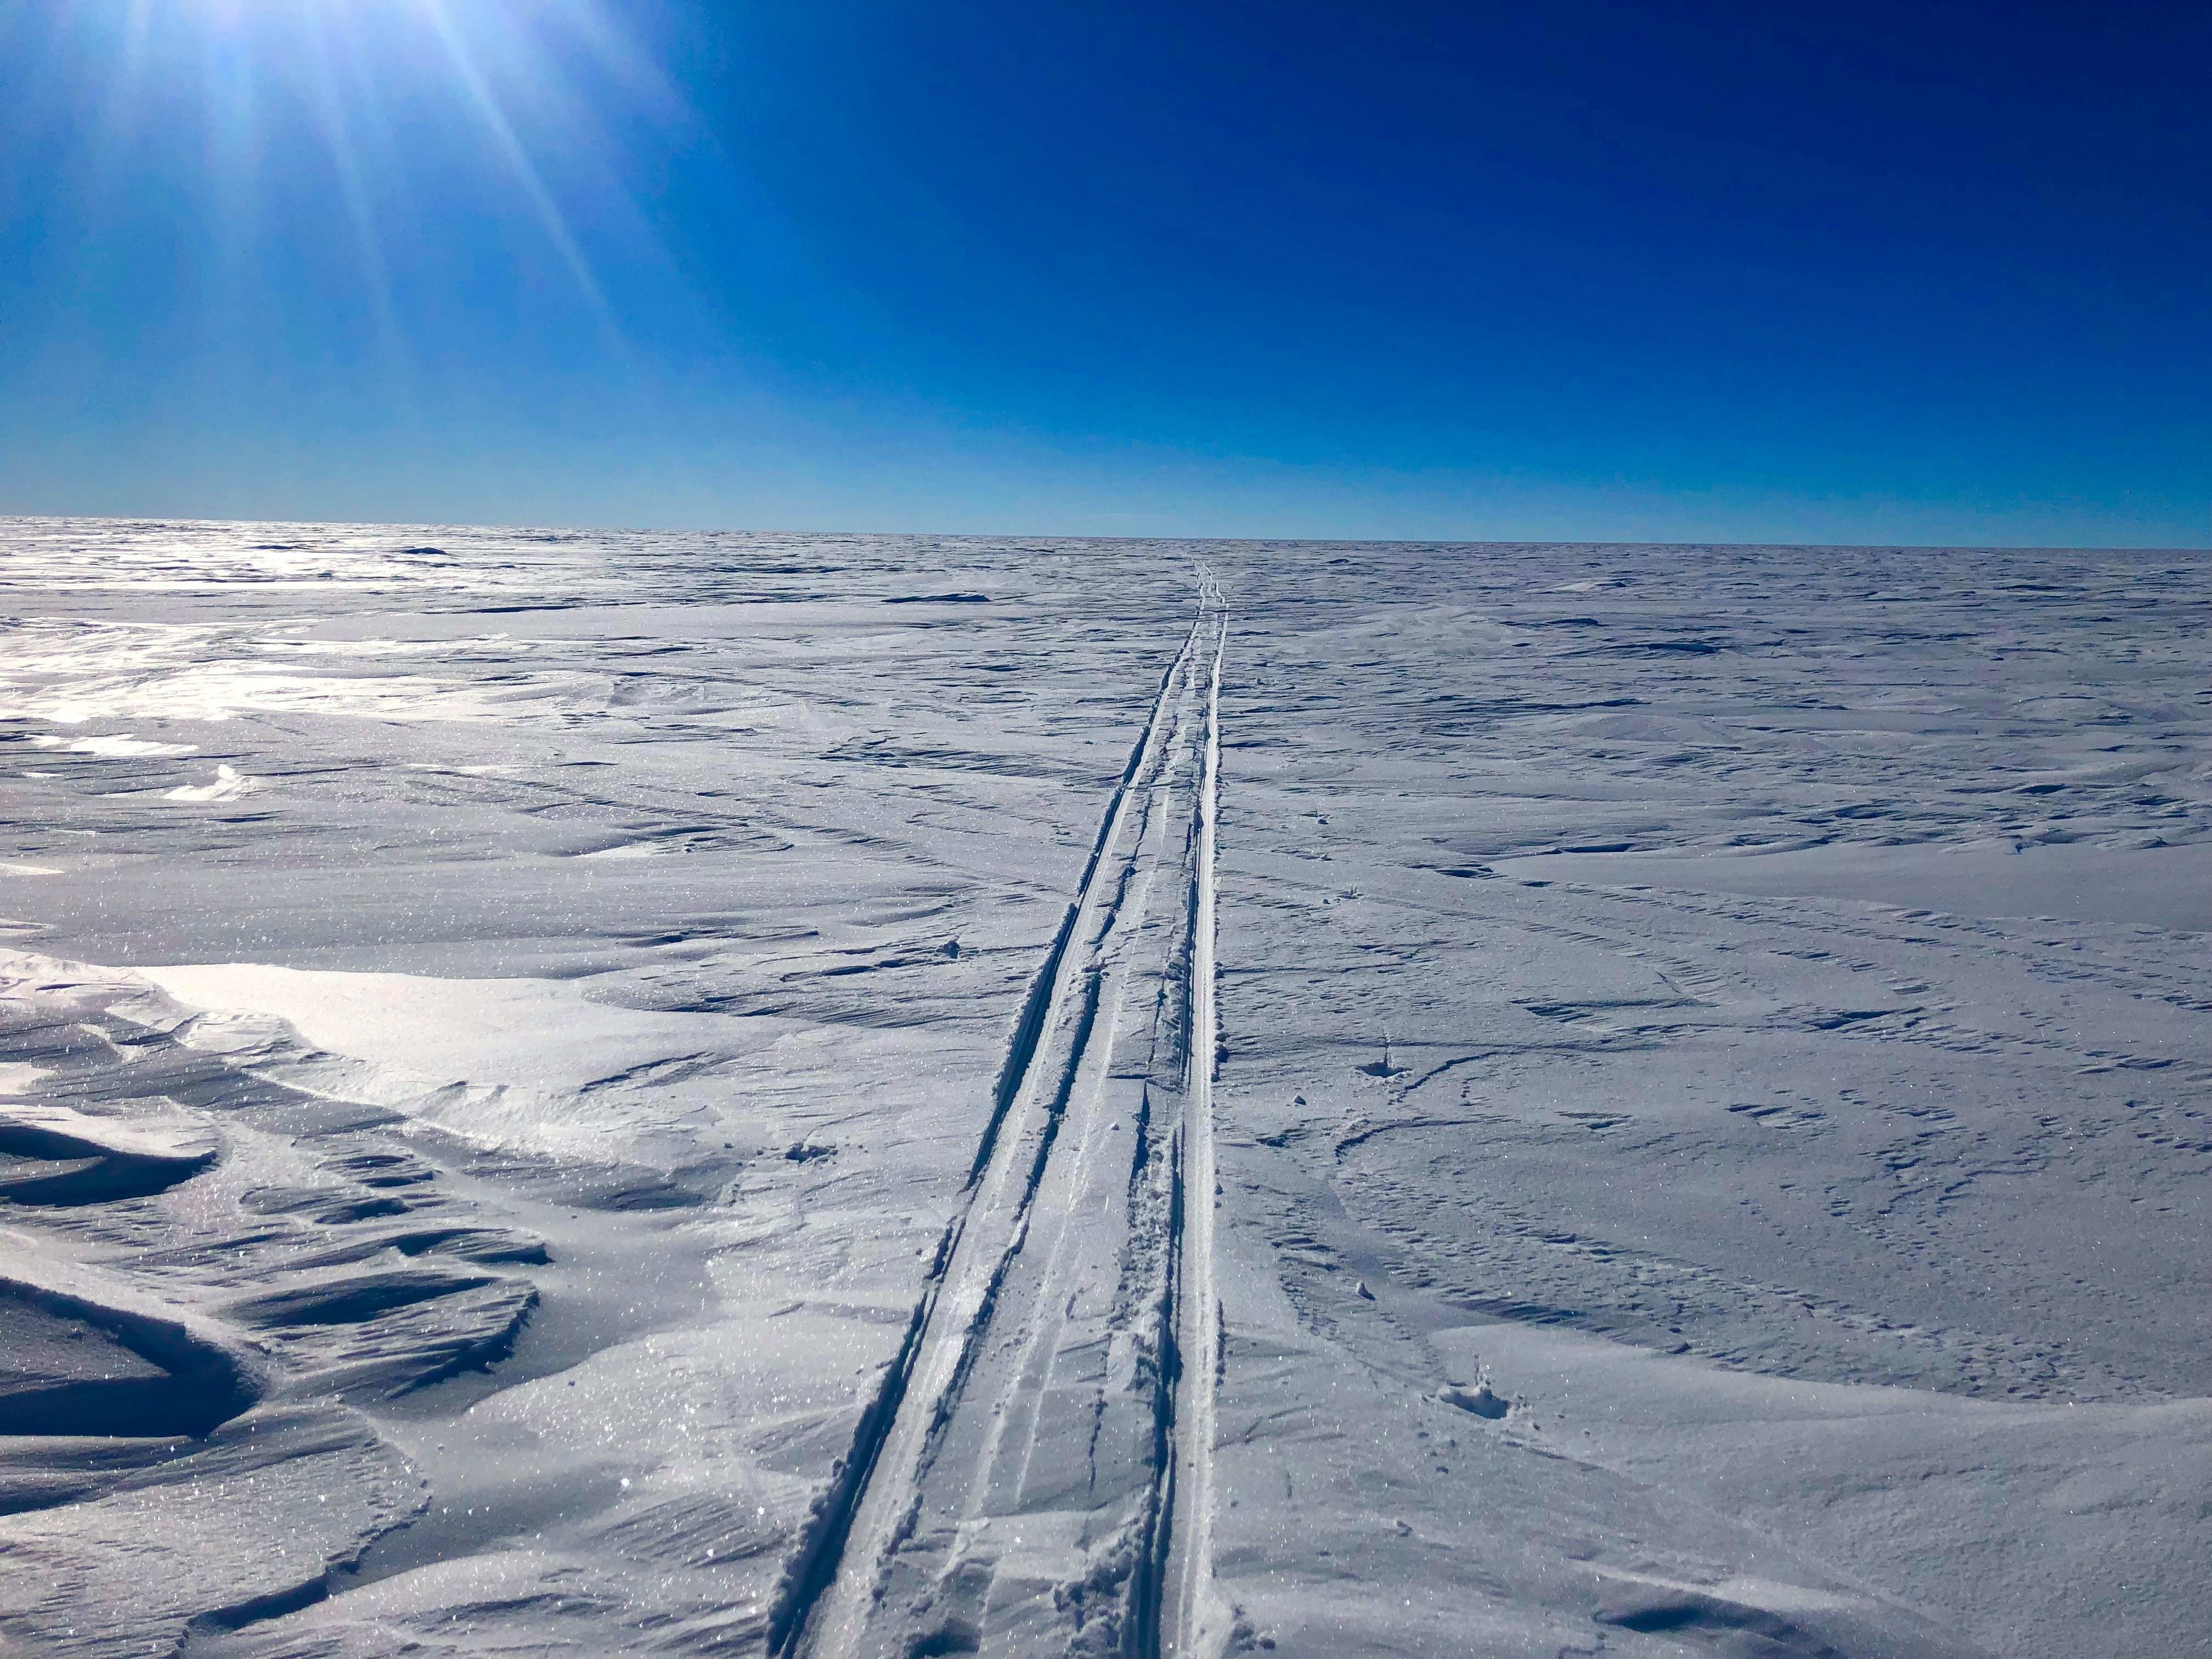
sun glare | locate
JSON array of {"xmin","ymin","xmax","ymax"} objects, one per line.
[{"xmin": 72, "ymin": 0, "xmax": 689, "ymax": 348}]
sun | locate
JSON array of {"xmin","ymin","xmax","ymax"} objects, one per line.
[{"xmin": 74, "ymin": 0, "xmax": 687, "ymax": 334}]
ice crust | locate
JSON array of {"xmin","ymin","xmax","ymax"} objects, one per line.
[{"xmin": 0, "ymin": 515, "xmax": 2206, "ymax": 1657}]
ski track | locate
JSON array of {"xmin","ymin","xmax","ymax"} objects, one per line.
[
  {"xmin": 787, "ymin": 590, "xmax": 1229, "ymax": 1659},
  {"xmin": 1164, "ymin": 593, "xmax": 1228, "ymax": 1659}
]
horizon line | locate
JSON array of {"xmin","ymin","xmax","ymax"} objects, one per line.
[{"xmin": 3, "ymin": 510, "xmax": 2205, "ymax": 556}]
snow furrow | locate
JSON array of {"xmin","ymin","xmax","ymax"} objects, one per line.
[
  {"xmin": 1163, "ymin": 602, "xmax": 1228, "ymax": 1658},
  {"xmin": 787, "ymin": 607, "xmax": 1224, "ymax": 1659}
]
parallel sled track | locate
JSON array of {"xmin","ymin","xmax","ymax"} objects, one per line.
[
  {"xmin": 1163, "ymin": 597, "xmax": 1229, "ymax": 1659},
  {"xmin": 782, "ymin": 596, "xmax": 1229, "ymax": 1659}
]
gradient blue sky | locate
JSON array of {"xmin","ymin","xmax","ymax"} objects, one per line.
[{"xmin": 3, "ymin": 1, "xmax": 2207, "ymax": 544}]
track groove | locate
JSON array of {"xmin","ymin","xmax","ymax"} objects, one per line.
[
  {"xmin": 1164, "ymin": 594, "xmax": 1228, "ymax": 1658},
  {"xmin": 783, "ymin": 595, "xmax": 1228, "ymax": 1659}
]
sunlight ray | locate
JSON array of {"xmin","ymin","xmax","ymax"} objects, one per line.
[
  {"xmin": 541, "ymin": 0, "xmax": 695, "ymax": 133},
  {"xmin": 300, "ymin": 9, "xmax": 415, "ymax": 410},
  {"xmin": 83, "ymin": 0, "xmax": 159, "ymax": 214},
  {"xmin": 196, "ymin": 6, "xmax": 266, "ymax": 380},
  {"xmin": 417, "ymin": 0, "xmax": 618, "ymax": 326}
]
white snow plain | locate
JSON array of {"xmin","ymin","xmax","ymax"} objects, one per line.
[{"xmin": 1, "ymin": 515, "xmax": 2207, "ymax": 1659}]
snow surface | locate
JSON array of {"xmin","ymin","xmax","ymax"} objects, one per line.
[{"xmin": 1, "ymin": 516, "xmax": 2206, "ymax": 1657}]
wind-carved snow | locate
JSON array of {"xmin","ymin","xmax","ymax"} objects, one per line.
[
  {"xmin": 167, "ymin": 764, "xmax": 256, "ymax": 802},
  {"xmin": 0, "ymin": 521, "xmax": 2206, "ymax": 1658}
]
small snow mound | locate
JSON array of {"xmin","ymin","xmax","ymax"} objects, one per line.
[
  {"xmin": 579, "ymin": 840, "xmax": 661, "ymax": 860},
  {"xmin": 70, "ymin": 732, "xmax": 200, "ymax": 758},
  {"xmin": 166, "ymin": 764, "xmax": 255, "ymax": 803},
  {"xmin": 1440, "ymin": 1379, "xmax": 1510, "ymax": 1419}
]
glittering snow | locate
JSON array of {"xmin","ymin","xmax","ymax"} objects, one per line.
[{"xmin": 2, "ymin": 515, "xmax": 2206, "ymax": 1658}]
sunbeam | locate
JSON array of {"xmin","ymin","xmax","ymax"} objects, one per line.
[
  {"xmin": 48, "ymin": 0, "xmax": 684, "ymax": 385},
  {"xmin": 298, "ymin": 15, "xmax": 414, "ymax": 406},
  {"xmin": 416, "ymin": 0, "xmax": 616, "ymax": 323}
]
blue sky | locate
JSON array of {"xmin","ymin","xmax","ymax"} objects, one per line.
[{"xmin": 3, "ymin": 1, "xmax": 2207, "ymax": 544}]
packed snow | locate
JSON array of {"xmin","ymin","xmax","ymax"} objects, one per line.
[{"xmin": 1, "ymin": 516, "xmax": 2206, "ymax": 1658}]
